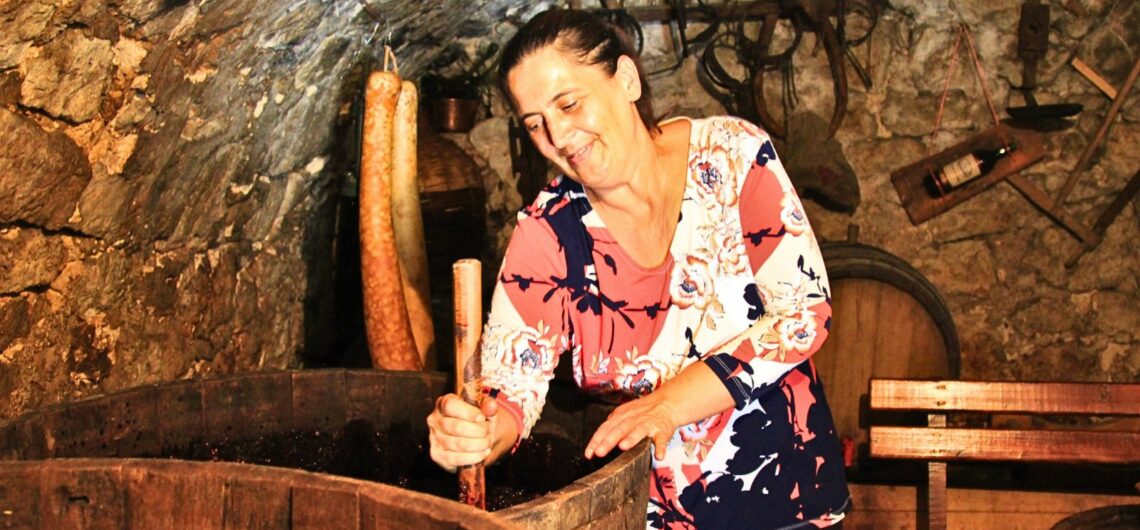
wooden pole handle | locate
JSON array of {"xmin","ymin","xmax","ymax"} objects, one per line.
[{"xmin": 452, "ymin": 259, "xmax": 485, "ymax": 509}]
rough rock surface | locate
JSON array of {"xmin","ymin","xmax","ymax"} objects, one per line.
[
  {"xmin": 0, "ymin": 0, "xmax": 548, "ymax": 420},
  {"xmin": 18, "ymin": 29, "xmax": 115, "ymax": 123},
  {"xmin": 0, "ymin": 108, "xmax": 91, "ymax": 229}
]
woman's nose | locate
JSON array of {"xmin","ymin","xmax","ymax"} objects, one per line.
[{"xmin": 545, "ymin": 115, "xmax": 572, "ymax": 150}]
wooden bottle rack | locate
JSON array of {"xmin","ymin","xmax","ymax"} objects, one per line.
[{"xmin": 891, "ymin": 124, "xmax": 1044, "ymax": 225}]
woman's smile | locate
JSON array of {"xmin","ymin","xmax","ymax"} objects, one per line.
[{"xmin": 565, "ymin": 141, "xmax": 593, "ymax": 167}]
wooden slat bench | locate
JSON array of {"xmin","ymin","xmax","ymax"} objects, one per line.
[{"xmin": 869, "ymin": 379, "xmax": 1140, "ymax": 530}]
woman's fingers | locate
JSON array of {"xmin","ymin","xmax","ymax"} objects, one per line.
[
  {"xmin": 429, "ymin": 433, "xmax": 491, "ymax": 472},
  {"xmin": 585, "ymin": 397, "xmax": 679, "ymax": 460},
  {"xmin": 436, "ymin": 415, "xmax": 492, "ymax": 438},
  {"xmin": 586, "ymin": 410, "xmax": 649, "ymax": 459},
  {"xmin": 436, "ymin": 394, "xmax": 486, "ymax": 422},
  {"xmin": 429, "ymin": 428, "xmax": 492, "ymax": 455},
  {"xmin": 427, "ymin": 393, "xmax": 495, "ymax": 472}
]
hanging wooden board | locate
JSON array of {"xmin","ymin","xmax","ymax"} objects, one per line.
[{"xmin": 891, "ymin": 124, "xmax": 1045, "ymax": 225}]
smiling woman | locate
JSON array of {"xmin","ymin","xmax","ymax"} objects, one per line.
[{"xmin": 426, "ymin": 9, "xmax": 851, "ymax": 529}]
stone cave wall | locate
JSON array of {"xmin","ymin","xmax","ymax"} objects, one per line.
[
  {"xmin": 463, "ymin": 0, "xmax": 1139, "ymax": 384},
  {"xmin": 0, "ymin": 0, "xmax": 549, "ymax": 420},
  {"xmin": 1, "ymin": 0, "xmax": 1136, "ymax": 421}
]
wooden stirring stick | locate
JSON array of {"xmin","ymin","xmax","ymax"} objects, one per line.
[{"xmin": 453, "ymin": 259, "xmax": 486, "ymax": 509}]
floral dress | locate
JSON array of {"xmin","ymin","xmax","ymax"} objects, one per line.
[{"xmin": 480, "ymin": 116, "xmax": 851, "ymax": 529}]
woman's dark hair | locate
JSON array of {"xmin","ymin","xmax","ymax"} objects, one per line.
[{"xmin": 497, "ymin": 9, "xmax": 658, "ymax": 133}]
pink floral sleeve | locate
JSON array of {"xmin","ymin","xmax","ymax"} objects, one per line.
[
  {"xmin": 479, "ymin": 200, "xmax": 573, "ymax": 441},
  {"xmin": 702, "ymin": 124, "xmax": 832, "ymax": 408}
]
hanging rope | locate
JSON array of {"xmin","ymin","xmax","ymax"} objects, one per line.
[{"xmin": 927, "ymin": 22, "xmax": 1005, "ymax": 159}]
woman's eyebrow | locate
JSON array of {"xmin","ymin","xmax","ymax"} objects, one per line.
[{"xmin": 519, "ymin": 90, "xmax": 576, "ymax": 120}]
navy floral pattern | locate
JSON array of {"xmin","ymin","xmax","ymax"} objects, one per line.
[{"xmin": 481, "ymin": 117, "xmax": 850, "ymax": 528}]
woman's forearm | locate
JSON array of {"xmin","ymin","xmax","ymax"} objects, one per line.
[
  {"xmin": 651, "ymin": 360, "xmax": 736, "ymax": 427},
  {"xmin": 584, "ymin": 360, "xmax": 735, "ymax": 459}
]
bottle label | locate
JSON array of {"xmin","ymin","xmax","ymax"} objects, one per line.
[{"xmin": 940, "ymin": 155, "xmax": 981, "ymax": 187}]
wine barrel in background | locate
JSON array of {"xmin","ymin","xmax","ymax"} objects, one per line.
[{"xmin": 813, "ymin": 241, "xmax": 961, "ymax": 481}]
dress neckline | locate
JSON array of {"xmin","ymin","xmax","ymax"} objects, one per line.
[{"xmin": 583, "ymin": 116, "xmax": 696, "ymax": 274}]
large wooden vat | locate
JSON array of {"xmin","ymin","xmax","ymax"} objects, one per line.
[
  {"xmin": 0, "ymin": 370, "xmax": 650, "ymax": 529},
  {"xmin": 813, "ymin": 242, "xmax": 961, "ymax": 479},
  {"xmin": 0, "ymin": 458, "xmax": 513, "ymax": 529}
]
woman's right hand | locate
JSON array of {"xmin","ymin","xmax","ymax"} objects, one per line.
[{"xmin": 427, "ymin": 393, "xmax": 503, "ymax": 472}]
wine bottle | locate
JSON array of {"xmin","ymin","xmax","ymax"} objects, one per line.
[{"xmin": 927, "ymin": 143, "xmax": 1018, "ymax": 196}]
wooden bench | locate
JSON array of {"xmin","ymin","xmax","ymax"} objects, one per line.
[{"xmin": 868, "ymin": 379, "xmax": 1140, "ymax": 530}]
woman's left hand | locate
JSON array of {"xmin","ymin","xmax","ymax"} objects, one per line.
[{"xmin": 585, "ymin": 392, "xmax": 680, "ymax": 461}]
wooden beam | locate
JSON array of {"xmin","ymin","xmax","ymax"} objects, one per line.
[
  {"xmin": 870, "ymin": 427, "xmax": 1140, "ymax": 464},
  {"xmin": 1071, "ymin": 57, "xmax": 1118, "ymax": 99},
  {"xmin": 1054, "ymin": 56, "xmax": 1140, "ymax": 204},
  {"xmin": 870, "ymin": 379, "xmax": 1140, "ymax": 416},
  {"xmin": 1066, "ymin": 168, "xmax": 1140, "ymax": 267},
  {"xmin": 1006, "ymin": 174, "xmax": 1099, "ymax": 243},
  {"xmin": 846, "ymin": 483, "xmax": 1140, "ymax": 529}
]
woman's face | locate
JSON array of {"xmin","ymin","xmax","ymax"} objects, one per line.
[{"xmin": 507, "ymin": 45, "xmax": 643, "ymax": 191}]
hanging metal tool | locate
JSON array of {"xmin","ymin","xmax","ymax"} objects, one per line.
[
  {"xmin": 750, "ymin": 0, "xmax": 847, "ymax": 139},
  {"xmin": 1005, "ymin": 0, "xmax": 1082, "ymax": 131},
  {"xmin": 1016, "ymin": 0, "xmax": 1049, "ymax": 93}
]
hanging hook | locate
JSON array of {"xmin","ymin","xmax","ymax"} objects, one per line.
[
  {"xmin": 382, "ymin": 12, "xmax": 393, "ymax": 49},
  {"xmin": 363, "ymin": 22, "xmax": 380, "ymax": 46}
]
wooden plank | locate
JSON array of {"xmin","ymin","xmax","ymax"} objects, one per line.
[
  {"xmin": 501, "ymin": 482, "xmax": 592, "ymax": 529},
  {"xmin": 1087, "ymin": 168, "xmax": 1140, "ymax": 236},
  {"xmin": 1070, "ymin": 57, "xmax": 1118, "ymax": 99},
  {"xmin": 891, "ymin": 124, "xmax": 1044, "ymax": 225},
  {"xmin": 869, "ymin": 279, "xmax": 899, "ymax": 377},
  {"xmin": 0, "ymin": 462, "xmax": 42, "ymax": 528},
  {"xmin": 840, "ymin": 279, "xmax": 876, "ymax": 450},
  {"xmin": 103, "ymin": 386, "xmax": 161, "ymax": 457},
  {"xmin": 869, "ymin": 379, "xmax": 1140, "ymax": 415},
  {"xmin": 846, "ymin": 483, "xmax": 1140, "ymax": 530},
  {"xmin": 346, "ymin": 370, "xmax": 389, "ymax": 427},
  {"xmin": 221, "ymin": 465, "xmax": 291, "ymax": 530},
  {"xmin": 290, "ymin": 482, "xmax": 360, "ymax": 530},
  {"xmin": 870, "ymin": 427, "xmax": 1140, "ymax": 463},
  {"xmin": 204, "ymin": 372, "xmax": 292, "ymax": 441},
  {"xmin": 40, "ymin": 460, "xmax": 127, "ymax": 530},
  {"xmin": 124, "ymin": 460, "xmax": 225, "ymax": 529},
  {"xmin": 1005, "ymin": 175, "xmax": 1099, "ymax": 243},
  {"xmin": 157, "ymin": 379, "xmax": 206, "ymax": 452},
  {"xmin": 381, "ymin": 372, "xmax": 438, "ymax": 428},
  {"xmin": 290, "ymin": 369, "xmax": 348, "ymax": 433},
  {"xmin": 359, "ymin": 486, "xmax": 458, "ymax": 530}
]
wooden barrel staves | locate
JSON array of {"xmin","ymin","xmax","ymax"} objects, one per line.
[
  {"xmin": 813, "ymin": 242, "xmax": 961, "ymax": 480},
  {"xmin": 0, "ymin": 370, "xmax": 648, "ymax": 529}
]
